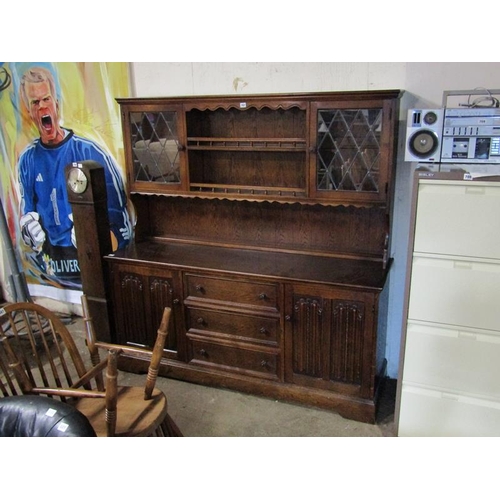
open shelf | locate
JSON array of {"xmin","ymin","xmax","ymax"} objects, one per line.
[{"xmin": 187, "ymin": 148, "xmax": 306, "ymax": 194}]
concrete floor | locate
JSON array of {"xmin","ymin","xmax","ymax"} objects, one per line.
[{"xmin": 67, "ymin": 315, "xmax": 397, "ymax": 437}]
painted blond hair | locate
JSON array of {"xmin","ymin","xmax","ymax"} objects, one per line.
[{"xmin": 20, "ymin": 67, "xmax": 58, "ymax": 109}]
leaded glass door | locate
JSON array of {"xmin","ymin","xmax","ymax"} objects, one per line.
[
  {"xmin": 123, "ymin": 104, "xmax": 187, "ymax": 192},
  {"xmin": 310, "ymin": 101, "xmax": 392, "ymax": 204}
]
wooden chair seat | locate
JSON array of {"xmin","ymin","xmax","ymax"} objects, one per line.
[{"xmin": 73, "ymin": 386, "xmax": 168, "ymax": 437}]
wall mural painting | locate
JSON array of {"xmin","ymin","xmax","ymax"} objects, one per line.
[{"xmin": 0, "ymin": 62, "xmax": 132, "ymax": 303}]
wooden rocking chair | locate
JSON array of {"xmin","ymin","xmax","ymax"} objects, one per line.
[{"xmin": 0, "ymin": 297, "xmax": 182, "ymax": 437}]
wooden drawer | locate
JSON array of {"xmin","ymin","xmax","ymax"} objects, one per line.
[
  {"xmin": 186, "ymin": 307, "xmax": 279, "ymax": 345},
  {"xmin": 187, "ymin": 335, "xmax": 279, "ymax": 380},
  {"xmin": 185, "ymin": 274, "xmax": 279, "ymax": 312}
]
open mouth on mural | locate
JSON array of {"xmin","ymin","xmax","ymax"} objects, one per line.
[{"xmin": 41, "ymin": 114, "xmax": 53, "ymax": 131}]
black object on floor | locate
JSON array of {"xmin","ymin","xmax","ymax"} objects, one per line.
[{"xmin": 0, "ymin": 395, "xmax": 97, "ymax": 437}]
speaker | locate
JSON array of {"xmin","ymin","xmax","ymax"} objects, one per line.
[{"xmin": 404, "ymin": 109, "xmax": 444, "ymax": 162}]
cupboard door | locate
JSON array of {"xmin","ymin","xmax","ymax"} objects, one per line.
[
  {"xmin": 285, "ymin": 284, "xmax": 376, "ymax": 398},
  {"xmin": 120, "ymin": 103, "xmax": 188, "ymax": 193},
  {"xmin": 309, "ymin": 99, "xmax": 397, "ymax": 204},
  {"xmin": 109, "ymin": 264, "xmax": 181, "ymax": 356}
]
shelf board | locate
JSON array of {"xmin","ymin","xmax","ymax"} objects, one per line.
[
  {"xmin": 187, "ymin": 137, "xmax": 307, "ymax": 151},
  {"xmin": 190, "ymin": 183, "xmax": 306, "ymax": 197}
]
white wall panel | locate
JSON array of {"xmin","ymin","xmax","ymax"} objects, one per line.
[{"xmin": 131, "ymin": 62, "xmax": 407, "ymax": 97}]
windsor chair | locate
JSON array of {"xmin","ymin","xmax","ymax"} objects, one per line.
[{"xmin": 0, "ymin": 298, "xmax": 182, "ymax": 437}]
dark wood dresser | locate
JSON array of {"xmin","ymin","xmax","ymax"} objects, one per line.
[{"xmin": 103, "ymin": 90, "xmax": 401, "ymax": 423}]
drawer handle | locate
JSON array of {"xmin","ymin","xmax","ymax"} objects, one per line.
[
  {"xmin": 197, "ymin": 317, "xmax": 206, "ymax": 325},
  {"xmin": 260, "ymin": 360, "xmax": 269, "ymax": 368},
  {"xmin": 195, "ymin": 285, "xmax": 205, "ymax": 294},
  {"xmin": 259, "ymin": 327, "xmax": 268, "ymax": 335},
  {"xmin": 199, "ymin": 349, "xmax": 208, "ymax": 357},
  {"xmin": 173, "ymin": 298, "xmax": 180, "ymax": 305},
  {"xmin": 259, "ymin": 293, "xmax": 268, "ymax": 300}
]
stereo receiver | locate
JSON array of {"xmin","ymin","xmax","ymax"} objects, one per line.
[
  {"xmin": 405, "ymin": 107, "xmax": 500, "ymax": 164},
  {"xmin": 440, "ymin": 108, "xmax": 500, "ymax": 163}
]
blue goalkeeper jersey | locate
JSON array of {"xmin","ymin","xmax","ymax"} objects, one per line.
[{"xmin": 18, "ymin": 129, "xmax": 131, "ymax": 249}]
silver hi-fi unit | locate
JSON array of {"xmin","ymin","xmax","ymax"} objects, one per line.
[
  {"xmin": 440, "ymin": 107, "xmax": 500, "ymax": 164},
  {"xmin": 404, "ymin": 109, "xmax": 444, "ymax": 162}
]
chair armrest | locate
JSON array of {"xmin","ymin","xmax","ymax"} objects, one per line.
[
  {"xmin": 15, "ymin": 351, "xmax": 116, "ymax": 402},
  {"xmin": 94, "ymin": 341, "xmax": 151, "ymax": 357},
  {"xmin": 31, "ymin": 387, "xmax": 106, "ymax": 398}
]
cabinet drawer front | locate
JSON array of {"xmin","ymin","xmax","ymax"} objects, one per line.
[
  {"xmin": 188, "ymin": 337, "xmax": 279, "ymax": 379},
  {"xmin": 414, "ymin": 181, "xmax": 500, "ymax": 260},
  {"xmin": 403, "ymin": 321, "xmax": 500, "ymax": 400},
  {"xmin": 187, "ymin": 307, "xmax": 279, "ymax": 344},
  {"xmin": 398, "ymin": 385, "xmax": 500, "ymax": 437},
  {"xmin": 408, "ymin": 256, "xmax": 500, "ymax": 330},
  {"xmin": 185, "ymin": 274, "xmax": 278, "ymax": 311}
]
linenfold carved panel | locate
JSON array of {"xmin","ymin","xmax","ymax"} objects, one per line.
[
  {"xmin": 292, "ymin": 297, "xmax": 324, "ymax": 378},
  {"xmin": 331, "ymin": 300, "xmax": 365, "ymax": 385}
]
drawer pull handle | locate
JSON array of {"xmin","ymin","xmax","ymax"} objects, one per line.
[
  {"xmin": 260, "ymin": 360, "xmax": 269, "ymax": 368},
  {"xmin": 259, "ymin": 293, "xmax": 267, "ymax": 300},
  {"xmin": 197, "ymin": 317, "xmax": 205, "ymax": 325},
  {"xmin": 199, "ymin": 349, "xmax": 207, "ymax": 357},
  {"xmin": 260, "ymin": 327, "xmax": 268, "ymax": 335},
  {"xmin": 195, "ymin": 285, "xmax": 205, "ymax": 294},
  {"xmin": 173, "ymin": 298, "xmax": 180, "ymax": 305}
]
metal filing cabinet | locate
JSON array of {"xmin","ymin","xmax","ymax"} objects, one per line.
[{"xmin": 396, "ymin": 172, "xmax": 500, "ymax": 436}]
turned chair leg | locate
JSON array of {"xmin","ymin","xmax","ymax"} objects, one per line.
[{"xmin": 157, "ymin": 414, "xmax": 183, "ymax": 437}]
